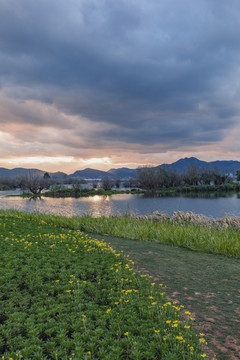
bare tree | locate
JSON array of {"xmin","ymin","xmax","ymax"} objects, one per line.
[
  {"xmin": 0, "ymin": 176, "xmax": 18, "ymax": 190},
  {"xmin": 165, "ymin": 168, "xmax": 183, "ymax": 187},
  {"xmin": 136, "ymin": 167, "xmax": 161, "ymax": 192},
  {"xmin": 182, "ymin": 165, "xmax": 199, "ymax": 186},
  {"xmin": 20, "ymin": 171, "xmax": 50, "ymax": 195},
  {"xmin": 114, "ymin": 178, "xmax": 121, "ymax": 188},
  {"xmin": 92, "ymin": 181, "xmax": 98, "ymax": 189},
  {"xmin": 101, "ymin": 177, "xmax": 113, "ymax": 191}
]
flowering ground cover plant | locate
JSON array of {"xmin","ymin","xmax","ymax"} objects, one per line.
[{"xmin": 0, "ymin": 213, "xmax": 209, "ymax": 359}]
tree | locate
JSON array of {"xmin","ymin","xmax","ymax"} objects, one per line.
[
  {"xmin": 237, "ymin": 170, "xmax": 240, "ymax": 181},
  {"xmin": 92, "ymin": 181, "xmax": 98, "ymax": 189},
  {"xmin": 198, "ymin": 167, "xmax": 214, "ymax": 185},
  {"xmin": 182, "ymin": 165, "xmax": 199, "ymax": 186},
  {"xmin": 166, "ymin": 168, "xmax": 183, "ymax": 187},
  {"xmin": 114, "ymin": 178, "xmax": 121, "ymax": 189},
  {"xmin": 20, "ymin": 171, "xmax": 49, "ymax": 195},
  {"xmin": 43, "ymin": 172, "xmax": 50, "ymax": 179},
  {"xmin": 136, "ymin": 167, "xmax": 162, "ymax": 192},
  {"xmin": 101, "ymin": 177, "xmax": 113, "ymax": 191}
]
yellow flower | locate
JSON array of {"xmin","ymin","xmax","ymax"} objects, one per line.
[
  {"xmin": 166, "ymin": 320, "xmax": 171, "ymax": 324},
  {"xmin": 184, "ymin": 325, "xmax": 190, "ymax": 329},
  {"xmin": 176, "ymin": 336, "xmax": 183, "ymax": 341},
  {"xmin": 172, "ymin": 324, "xmax": 178, "ymax": 328},
  {"xmin": 201, "ymin": 355, "xmax": 206, "ymax": 358},
  {"xmin": 154, "ymin": 330, "xmax": 160, "ymax": 333},
  {"xmin": 124, "ymin": 332, "xmax": 129, "ymax": 336},
  {"xmin": 106, "ymin": 309, "xmax": 111, "ymax": 313}
]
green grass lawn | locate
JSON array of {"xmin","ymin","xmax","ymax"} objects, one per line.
[{"xmin": 0, "ymin": 211, "xmax": 209, "ymax": 360}]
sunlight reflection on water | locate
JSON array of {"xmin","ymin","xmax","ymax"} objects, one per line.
[{"xmin": 0, "ymin": 191, "xmax": 239, "ymax": 218}]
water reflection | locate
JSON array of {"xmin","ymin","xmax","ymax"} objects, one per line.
[
  {"xmin": 92, "ymin": 195, "xmax": 101, "ymax": 201},
  {"xmin": 151, "ymin": 191, "xmax": 237, "ymax": 199},
  {"xmin": 0, "ymin": 190, "xmax": 239, "ymax": 218}
]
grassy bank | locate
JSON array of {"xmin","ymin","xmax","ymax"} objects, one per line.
[
  {"xmin": 157, "ymin": 183, "xmax": 240, "ymax": 195},
  {"xmin": 3, "ymin": 209, "xmax": 239, "ymax": 258},
  {"xmin": 9, "ymin": 182, "xmax": 240, "ymax": 198},
  {"xmin": 17, "ymin": 188, "xmax": 143, "ymax": 198},
  {"xmin": 0, "ymin": 212, "xmax": 209, "ymax": 359}
]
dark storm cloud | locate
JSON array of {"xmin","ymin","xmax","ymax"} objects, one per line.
[{"xmin": 1, "ymin": 0, "xmax": 240, "ymax": 149}]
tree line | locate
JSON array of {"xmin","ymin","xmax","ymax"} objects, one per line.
[{"xmin": 135, "ymin": 165, "xmax": 238, "ymax": 192}]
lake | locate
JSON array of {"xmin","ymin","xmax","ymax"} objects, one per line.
[{"xmin": 0, "ymin": 189, "xmax": 240, "ymax": 218}]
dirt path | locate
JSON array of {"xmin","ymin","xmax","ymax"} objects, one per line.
[{"xmin": 90, "ymin": 233, "xmax": 240, "ymax": 360}]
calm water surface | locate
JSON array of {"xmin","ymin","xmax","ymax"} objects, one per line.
[{"xmin": 0, "ymin": 190, "xmax": 240, "ymax": 218}]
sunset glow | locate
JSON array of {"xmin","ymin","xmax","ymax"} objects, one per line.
[
  {"xmin": 1, "ymin": 156, "xmax": 74, "ymax": 165},
  {"xmin": 81, "ymin": 157, "xmax": 111, "ymax": 166}
]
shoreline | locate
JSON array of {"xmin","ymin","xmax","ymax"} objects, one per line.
[{"xmin": 4, "ymin": 182, "xmax": 240, "ymax": 198}]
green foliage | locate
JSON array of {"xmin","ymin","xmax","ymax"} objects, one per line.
[
  {"xmin": 0, "ymin": 213, "xmax": 209, "ymax": 359},
  {"xmin": 237, "ymin": 169, "xmax": 240, "ymax": 181},
  {"xmin": 158, "ymin": 182, "xmax": 240, "ymax": 195},
  {"xmin": 43, "ymin": 188, "xmax": 143, "ymax": 198},
  {"xmin": 136, "ymin": 167, "xmax": 169, "ymax": 191}
]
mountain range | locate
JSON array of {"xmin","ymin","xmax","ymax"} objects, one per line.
[{"xmin": 0, "ymin": 157, "xmax": 240, "ymax": 180}]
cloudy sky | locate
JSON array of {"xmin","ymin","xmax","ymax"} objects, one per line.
[{"xmin": 0, "ymin": 0, "xmax": 240, "ymax": 173}]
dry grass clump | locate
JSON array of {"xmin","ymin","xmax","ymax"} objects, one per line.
[
  {"xmin": 171, "ymin": 211, "xmax": 240, "ymax": 229},
  {"xmin": 119, "ymin": 210, "xmax": 240, "ymax": 229}
]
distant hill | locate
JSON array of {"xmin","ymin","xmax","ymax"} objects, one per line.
[
  {"xmin": 210, "ymin": 160, "xmax": 240, "ymax": 176},
  {"xmin": 0, "ymin": 168, "xmax": 67, "ymax": 179},
  {"xmin": 0, "ymin": 167, "xmax": 45, "ymax": 178},
  {"xmin": 157, "ymin": 157, "xmax": 240, "ymax": 176},
  {"xmin": 158, "ymin": 157, "xmax": 208, "ymax": 173},
  {"xmin": 69, "ymin": 168, "xmax": 112, "ymax": 179},
  {"xmin": 107, "ymin": 167, "xmax": 137, "ymax": 179},
  {"xmin": 49, "ymin": 171, "xmax": 67, "ymax": 179},
  {"xmin": 0, "ymin": 157, "xmax": 239, "ymax": 180}
]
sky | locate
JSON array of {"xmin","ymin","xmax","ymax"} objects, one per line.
[{"xmin": 0, "ymin": 0, "xmax": 240, "ymax": 173}]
